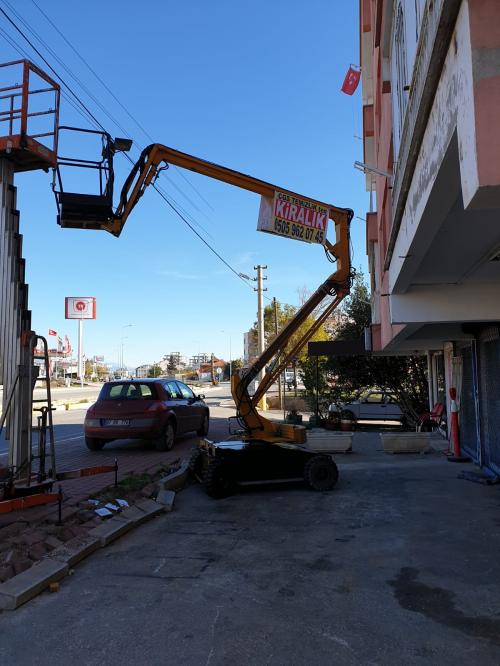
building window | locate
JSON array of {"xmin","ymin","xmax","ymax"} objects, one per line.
[{"xmin": 395, "ymin": 2, "xmax": 408, "ymax": 139}]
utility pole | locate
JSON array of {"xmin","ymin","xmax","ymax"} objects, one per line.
[
  {"xmin": 254, "ymin": 265, "xmax": 268, "ymax": 410},
  {"xmin": 273, "ymin": 297, "xmax": 283, "ymax": 411}
]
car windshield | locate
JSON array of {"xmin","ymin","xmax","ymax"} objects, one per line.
[{"xmin": 99, "ymin": 382, "xmax": 157, "ymax": 400}]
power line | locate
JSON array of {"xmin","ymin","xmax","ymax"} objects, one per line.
[
  {"xmin": 30, "ymin": 0, "xmax": 216, "ymax": 215},
  {"xmin": 0, "ymin": 4, "xmax": 256, "ymax": 293},
  {"xmin": 2, "ymin": 0, "xmax": 216, "ymax": 235}
]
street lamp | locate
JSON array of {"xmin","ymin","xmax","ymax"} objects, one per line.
[
  {"xmin": 120, "ymin": 337, "xmax": 128, "ymax": 375},
  {"xmin": 120, "ymin": 324, "xmax": 133, "ymax": 374}
]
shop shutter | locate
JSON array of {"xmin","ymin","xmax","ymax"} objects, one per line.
[
  {"xmin": 478, "ymin": 335, "xmax": 500, "ymax": 474},
  {"xmin": 459, "ymin": 345, "xmax": 479, "ymax": 461}
]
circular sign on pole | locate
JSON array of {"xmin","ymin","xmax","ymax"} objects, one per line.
[
  {"xmin": 216, "ymin": 367, "xmax": 222, "ymax": 375},
  {"xmin": 65, "ymin": 297, "xmax": 97, "ymax": 319}
]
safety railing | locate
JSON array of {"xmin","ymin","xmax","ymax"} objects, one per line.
[{"xmin": 0, "ymin": 59, "xmax": 60, "ymax": 169}]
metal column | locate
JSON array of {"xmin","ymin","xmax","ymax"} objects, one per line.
[{"xmin": 0, "ymin": 158, "xmax": 33, "ymax": 478}]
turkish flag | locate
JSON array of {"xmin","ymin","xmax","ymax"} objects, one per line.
[
  {"xmin": 341, "ymin": 66, "xmax": 361, "ymax": 95},
  {"xmin": 49, "ymin": 329, "xmax": 57, "ymax": 336}
]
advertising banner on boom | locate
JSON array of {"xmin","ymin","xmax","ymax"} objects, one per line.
[{"xmin": 257, "ymin": 191, "xmax": 329, "ymax": 245}]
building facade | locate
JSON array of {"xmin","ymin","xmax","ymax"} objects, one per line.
[{"xmin": 360, "ymin": 0, "xmax": 500, "ymax": 473}]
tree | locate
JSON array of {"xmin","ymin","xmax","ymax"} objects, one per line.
[
  {"xmin": 300, "ymin": 271, "xmax": 428, "ymax": 424},
  {"xmin": 224, "ymin": 358, "xmax": 243, "ymax": 379},
  {"xmin": 250, "ymin": 301, "xmax": 328, "ymax": 364},
  {"xmin": 166, "ymin": 354, "xmax": 178, "ymax": 376},
  {"xmin": 148, "ymin": 364, "xmax": 162, "ymax": 378},
  {"xmin": 84, "ymin": 359, "xmax": 94, "ymax": 379},
  {"xmin": 95, "ymin": 364, "xmax": 108, "ymax": 379}
]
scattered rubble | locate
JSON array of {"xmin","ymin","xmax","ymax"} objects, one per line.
[{"xmin": 0, "ymin": 460, "xmax": 180, "ymax": 584}]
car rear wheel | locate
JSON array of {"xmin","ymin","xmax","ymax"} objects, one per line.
[
  {"xmin": 85, "ymin": 436, "xmax": 105, "ymax": 451},
  {"xmin": 196, "ymin": 413, "xmax": 209, "ymax": 437},
  {"xmin": 155, "ymin": 421, "xmax": 175, "ymax": 451},
  {"xmin": 304, "ymin": 455, "xmax": 339, "ymax": 491}
]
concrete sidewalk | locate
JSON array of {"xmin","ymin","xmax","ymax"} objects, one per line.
[{"xmin": 1, "ymin": 431, "xmax": 499, "ymax": 664}]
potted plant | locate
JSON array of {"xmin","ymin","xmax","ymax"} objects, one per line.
[
  {"xmin": 325, "ymin": 411, "xmax": 340, "ymax": 430},
  {"xmin": 340, "ymin": 409, "xmax": 356, "ymax": 431},
  {"xmin": 285, "ymin": 399, "xmax": 303, "ymax": 425}
]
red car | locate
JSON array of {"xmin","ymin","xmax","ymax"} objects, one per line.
[{"xmin": 84, "ymin": 378, "xmax": 209, "ymax": 451}]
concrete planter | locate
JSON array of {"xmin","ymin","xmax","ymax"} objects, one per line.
[
  {"xmin": 340, "ymin": 419, "xmax": 355, "ymax": 432},
  {"xmin": 381, "ymin": 432, "xmax": 431, "ymax": 454},
  {"xmin": 306, "ymin": 430, "xmax": 353, "ymax": 453}
]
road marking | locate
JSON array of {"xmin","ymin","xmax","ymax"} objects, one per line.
[
  {"xmin": 153, "ymin": 557, "xmax": 166, "ymax": 574},
  {"xmin": 0, "ymin": 433, "xmax": 84, "ymax": 457}
]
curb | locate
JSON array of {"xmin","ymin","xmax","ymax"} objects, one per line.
[
  {"xmin": 0, "ymin": 497, "xmax": 169, "ymax": 610},
  {"xmin": 158, "ymin": 462, "xmax": 190, "ymax": 492},
  {"xmin": 0, "ymin": 560, "xmax": 69, "ymax": 611}
]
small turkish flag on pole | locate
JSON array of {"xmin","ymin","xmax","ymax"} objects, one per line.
[
  {"xmin": 341, "ymin": 65, "xmax": 361, "ymax": 95},
  {"xmin": 49, "ymin": 329, "xmax": 57, "ymax": 336}
]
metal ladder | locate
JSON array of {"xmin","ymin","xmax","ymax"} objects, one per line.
[
  {"xmin": 30, "ymin": 334, "xmax": 57, "ymax": 485},
  {"xmin": 0, "ymin": 333, "xmax": 56, "ymax": 492}
]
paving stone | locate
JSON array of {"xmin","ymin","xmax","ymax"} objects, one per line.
[
  {"xmin": 156, "ymin": 490, "xmax": 176, "ymax": 512},
  {"xmin": 43, "ymin": 536, "xmax": 64, "ymax": 551},
  {"xmin": 76, "ymin": 509, "xmax": 95, "ymax": 523},
  {"xmin": 0, "ymin": 559, "xmax": 68, "ymax": 610},
  {"xmin": 0, "ymin": 541, "xmax": 14, "ymax": 555},
  {"xmin": 0, "ymin": 564, "xmax": 14, "ymax": 583},
  {"xmin": 47, "ymin": 535, "xmax": 101, "ymax": 567},
  {"xmin": 4, "ymin": 550, "xmax": 15, "ymax": 564},
  {"xmin": 28, "ymin": 542, "xmax": 48, "ymax": 562},
  {"xmin": 81, "ymin": 517, "xmax": 102, "ymax": 530},
  {"xmin": 46, "ymin": 507, "xmax": 80, "ymax": 525},
  {"xmin": 21, "ymin": 531, "xmax": 46, "ymax": 547},
  {"xmin": 12, "ymin": 556, "xmax": 32, "ymax": 576},
  {"xmin": 58, "ymin": 526, "xmax": 82, "ymax": 542},
  {"xmin": 140, "ymin": 483, "xmax": 156, "ymax": 498},
  {"xmin": 0, "ymin": 522, "xmax": 28, "ymax": 539}
]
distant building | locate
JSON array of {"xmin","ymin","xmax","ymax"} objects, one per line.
[
  {"xmin": 198, "ymin": 357, "xmax": 225, "ymax": 383},
  {"xmin": 189, "ymin": 353, "xmax": 210, "ymax": 369},
  {"xmin": 243, "ymin": 330, "xmax": 258, "ymax": 364},
  {"xmin": 135, "ymin": 364, "xmax": 151, "ymax": 378}
]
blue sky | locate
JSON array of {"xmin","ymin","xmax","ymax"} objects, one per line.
[{"xmin": 3, "ymin": 0, "xmax": 367, "ymax": 369}]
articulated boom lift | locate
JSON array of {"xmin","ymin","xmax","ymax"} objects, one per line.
[{"xmin": 54, "ymin": 129, "xmax": 353, "ymax": 496}]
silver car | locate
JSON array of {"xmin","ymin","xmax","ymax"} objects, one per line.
[{"xmin": 329, "ymin": 390, "xmax": 403, "ymax": 422}]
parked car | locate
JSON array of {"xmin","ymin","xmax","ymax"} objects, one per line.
[
  {"xmin": 329, "ymin": 390, "xmax": 404, "ymax": 422},
  {"xmin": 84, "ymin": 378, "xmax": 209, "ymax": 451}
]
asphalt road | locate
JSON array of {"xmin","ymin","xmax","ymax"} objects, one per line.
[
  {"xmin": 0, "ymin": 383, "xmax": 233, "ymax": 460},
  {"xmin": 1, "ymin": 433, "xmax": 500, "ymax": 664}
]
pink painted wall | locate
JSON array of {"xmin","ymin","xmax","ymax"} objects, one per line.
[{"xmin": 469, "ymin": 0, "xmax": 500, "ymax": 188}]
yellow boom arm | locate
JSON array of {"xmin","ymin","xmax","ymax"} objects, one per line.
[{"xmin": 102, "ymin": 143, "xmax": 352, "ymax": 442}]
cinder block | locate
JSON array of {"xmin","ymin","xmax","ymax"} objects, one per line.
[
  {"xmin": 0, "ymin": 560, "xmax": 68, "ymax": 610},
  {"xmin": 156, "ymin": 490, "xmax": 175, "ymax": 512}
]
